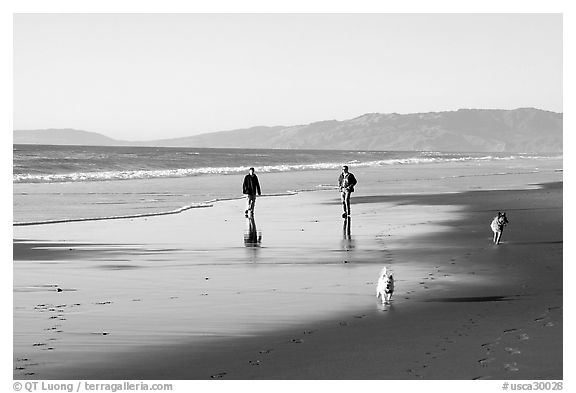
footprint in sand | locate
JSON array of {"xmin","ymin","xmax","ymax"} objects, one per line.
[
  {"xmin": 503, "ymin": 328, "xmax": 519, "ymax": 333},
  {"xmin": 259, "ymin": 349, "xmax": 273, "ymax": 354},
  {"xmin": 504, "ymin": 362, "xmax": 519, "ymax": 372},
  {"xmin": 339, "ymin": 322, "xmax": 348, "ymax": 326},
  {"xmin": 518, "ymin": 333, "xmax": 530, "ymax": 341},
  {"xmin": 210, "ymin": 372, "xmax": 227, "ymax": 379},
  {"xmin": 481, "ymin": 341, "xmax": 499, "ymax": 349},
  {"xmin": 291, "ymin": 338, "xmax": 303, "ymax": 344},
  {"xmin": 478, "ymin": 357, "xmax": 495, "ymax": 366},
  {"xmin": 504, "ymin": 347, "xmax": 521, "ymax": 355},
  {"xmin": 534, "ymin": 316, "xmax": 555, "ymax": 327},
  {"xmin": 303, "ymin": 330, "xmax": 317, "ymax": 335},
  {"xmin": 248, "ymin": 360, "xmax": 261, "ymax": 366}
]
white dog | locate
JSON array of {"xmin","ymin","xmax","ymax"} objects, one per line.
[{"xmin": 376, "ymin": 267, "xmax": 395, "ymax": 304}]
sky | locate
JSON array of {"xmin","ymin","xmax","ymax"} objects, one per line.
[{"xmin": 13, "ymin": 13, "xmax": 563, "ymax": 141}]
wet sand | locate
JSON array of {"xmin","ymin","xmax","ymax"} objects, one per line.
[{"xmin": 13, "ymin": 174, "xmax": 562, "ymax": 379}]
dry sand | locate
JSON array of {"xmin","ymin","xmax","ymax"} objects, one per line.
[{"xmin": 13, "ymin": 174, "xmax": 562, "ymax": 380}]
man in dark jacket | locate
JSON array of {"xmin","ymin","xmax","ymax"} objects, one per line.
[
  {"xmin": 243, "ymin": 167, "xmax": 261, "ymax": 217},
  {"xmin": 338, "ymin": 165, "xmax": 357, "ymax": 218}
]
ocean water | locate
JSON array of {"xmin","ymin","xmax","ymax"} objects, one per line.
[{"xmin": 13, "ymin": 144, "xmax": 561, "ymax": 224}]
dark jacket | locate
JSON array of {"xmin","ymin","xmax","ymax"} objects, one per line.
[
  {"xmin": 338, "ymin": 172, "xmax": 357, "ymax": 192},
  {"xmin": 243, "ymin": 174, "xmax": 261, "ymax": 196}
]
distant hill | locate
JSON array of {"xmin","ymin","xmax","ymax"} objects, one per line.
[
  {"xmin": 13, "ymin": 128, "xmax": 121, "ymax": 146},
  {"xmin": 14, "ymin": 108, "xmax": 563, "ymax": 152}
]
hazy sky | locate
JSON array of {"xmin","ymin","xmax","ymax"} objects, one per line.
[{"xmin": 14, "ymin": 13, "xmax": 562, "ymax": 140}]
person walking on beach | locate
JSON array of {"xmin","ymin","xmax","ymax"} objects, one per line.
[
  {"xmin": 243, "ymin": 167, "xmax": 261, "ymax": 217},
  {"xmin": 338, "ymin": 165, "xmax": 357, "ymax": 218}
]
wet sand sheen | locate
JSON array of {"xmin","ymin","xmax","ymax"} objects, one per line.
[{"xmin": 13, "ymin": 177, "xmax": 562, "ymax": 379}]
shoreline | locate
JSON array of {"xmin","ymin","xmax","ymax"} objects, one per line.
[
  {"xmin": 14, "ymin": 157, "xmax": 562, "ymax": 224},
  {"xmin": 14, "ymin": 177, "xmax": 562, "ymax": 379}
]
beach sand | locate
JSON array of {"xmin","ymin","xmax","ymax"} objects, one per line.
[{"xmin": 13, "ymin": 168, "xmax": 562, "ymax": 380}]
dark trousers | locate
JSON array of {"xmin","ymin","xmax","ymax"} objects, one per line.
[
  {"xmin": 341, "ymin": 191, "xmax": 351, "ymax": 215},
  {"xmin": 245, "ymin": 194, "xmax": 256, "ymax": 215}
]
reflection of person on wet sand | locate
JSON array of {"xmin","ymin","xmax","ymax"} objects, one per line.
[
  {"xmin": 343, "ymin": 216, "xmax": 351, "ymax": 239},
  {"xmin": 244, "ymin": 216, "xmax": 262, "ymax": 247},
  {"xmin": 341, "ymin": 217, "xmax": 354, "ymax": 251}
]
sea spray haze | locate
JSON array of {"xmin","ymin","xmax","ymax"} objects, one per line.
[{"xmin": 13, "ymin": 145, "xmax": 561, "ymax": 224}]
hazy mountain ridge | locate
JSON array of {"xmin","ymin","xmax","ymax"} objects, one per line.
[
  {"xmin": 13, "ymin": 128, "xmax": 119, "ymax": 146},
  {"xmin": 14, "ymin": 108, "xmax": 562, "ymax": 152}
]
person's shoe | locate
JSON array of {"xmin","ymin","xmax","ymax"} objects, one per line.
[
  {"xmin": 245, "ymin": 210, "xmax": 249, "ymax": 218},
  {"xmin": 342, "ymin": 213, "xmax": 347, "ymax": 218}
]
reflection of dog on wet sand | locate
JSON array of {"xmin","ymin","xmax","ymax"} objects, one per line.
[{"xmin": 376, "ymin": 267, "xmax": 394, "ymax": 304}]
